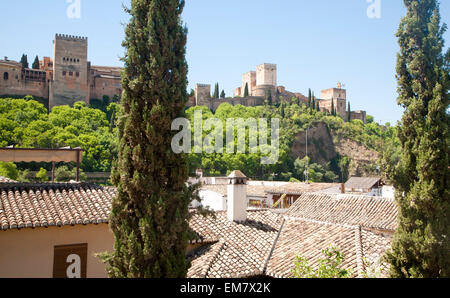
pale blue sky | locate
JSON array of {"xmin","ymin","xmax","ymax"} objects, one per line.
[{"xmin": 0, "ymin": 0, "xmax": 448, "ymax": 124}]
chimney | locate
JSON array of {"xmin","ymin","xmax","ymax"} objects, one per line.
[
  {"xmin": 227, "ymin": 170, "xmax": 248, "ymax": 222},
  {"xmin": 341, "ymin": 183, "xmax": 346, "ymax": 194},
  {"xmin": 195, "ymin": 168, "xmax": 203, "ymax": 179}
]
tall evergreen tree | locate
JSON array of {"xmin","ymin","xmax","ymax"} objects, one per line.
[
  {"xmin": 308, "ymin": 88, "xmax": 312, "ymax": 108},
  {"xmin": 385, "ymin": 0, "xmax": 449, "ymax": 278},
  {"xmin": 20, "ymin": 54, "xmax": 28, "ymax": 69},
  {"xmin": 104, "ymin": 0, "xmax": 197, "ymax": 278},
  {"xmin": 331, "ymin": 99, "xmax": 335, "ymax": 116},
  {"xmin": 220, "ymin": 90, "xmax": 225, "ymax": 98},
  {"xmin": 267, "ymin": 89, "xmax": 273, "ymax": 105},
  {"xmin": 244, "ymin": 82, "xmax": 249, "ymax": 97},
  {"xmin": 347, "ymin": 102, "xmax": 351, "ymax": 122},
  {"xmin": 213, "ymin": 83, "xmax": 219, "ymax": 99},
  {"xmin": 32, "ymin": 55, "xmax": 40, "ymax": 69}
]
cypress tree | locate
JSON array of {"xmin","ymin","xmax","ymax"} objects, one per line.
[
  {"xmin": 308, "ymin": 88, "xmax": 312, "ymax": 108},
  {"xmin": 20, "ymin": 54, "xmax": 28, "ymax": 69},
  {"xmin": 266, "ymin": 89, "xmax": 273, "ymax": 105},
  {"xmin": 32, "ymin": 56, "xmax": 40, "ymax": 69},
  {"xmin": 347, "ymin": 102, "xmax": 351, "ymax": 122},
  {"xmin": 385, "ymin": 0, "xmax": 450, "ymax": 277},
  {"xmin": 105, "ymin": 0, "xmax": 196, "ymax": 278},
  {"xmin": 331, "ymin": 99, "xmax": 335, "ymax": 116},
  {"xmin": 220, "ymin": 90, "xmax": 225, "ymax": 98},
  {"xmin": 244, "ymin": 82, "xmax": 249, "ymax": 97},
  {"xmin": 312, "ymin": 96, "xmax": 316, "ymax": 112},
  {"xmin": 213, "ymin": 83, "xmax": 219, "ymax": 99}
]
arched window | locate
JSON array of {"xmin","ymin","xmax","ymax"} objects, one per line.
[{"xmin": 3, "ymin": 72, "xmax": 8, "ymax": 80}]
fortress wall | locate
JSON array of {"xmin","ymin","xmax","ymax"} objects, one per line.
[
  {"xmin": 89, "ymin": 76, "xmax": 122, "ymax": 100},
  {"xmin": 253, "ymin": 85, "xmax": 276, "ymax": 99},
  {"xmin": 350, "ymin": 110, "xmax": 367, "ymax": 123},
  {"xmin": 0, "ymin": 63, "xmax": 48, "ymax": 98},
  {"xmin": 209, "ymin": 96, "xmax": 265, "ymax": 111}
]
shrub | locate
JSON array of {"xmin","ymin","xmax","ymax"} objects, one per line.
[
  {"xmin": 0, "ymin": 162, "xmax": 19, "ymax": 180},
  {"xmin": 292, "ymin": 245, "xmax": 352, "ymax": 278},
  {"xmin": 36, "ymin": 168, "xmax": 49, "ymax": 182}
]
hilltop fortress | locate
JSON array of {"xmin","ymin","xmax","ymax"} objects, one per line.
[
  {"xmin": 0, "ymin": 34, "xmax": 366, "ymax": 123},
  {"xmin": 0, "ymin": 34, "xmax": 121, "ymax": 108},
  {"xmin": 189, "ymin": 63, "xmax": 366, "ymax": 123}
]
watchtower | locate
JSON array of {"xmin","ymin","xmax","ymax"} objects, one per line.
[
  {"xmin": 256, "ymin": 63, "xmax": 277, "ymax": 87},
  {"xmin": 49, "ymin": 34, "xmax": 89, "ymax": 108}
]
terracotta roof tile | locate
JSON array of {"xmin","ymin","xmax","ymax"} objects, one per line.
[
  {"xmin": 0, "ymin": 183, "xmax": 112, "ymax": 230},
  {"xmin": 345, "ymin": 177, "xmax": 381, "ymax": 190},
  {"xmin": 187, "ymin": 210, "xmax": 284, "ymax": 278},
  {"xmin": 286, "ymin": 193, "xmax": 397, "ymax": 231},
  {"xmin": 200, "ymin": 185, "xmax": 268, "ymax": 198},
  {"xmin": 0, "ymin": 182, "xmax": 396, "ymax": 278},
  {"xmin": 266, "ymin": 182, "xmax": 339, "ymax": 195},
  {"xmin": 266, "ymin": 219, "xmax": 393, "ymax": 278}
]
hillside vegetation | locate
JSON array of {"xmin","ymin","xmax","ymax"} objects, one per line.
[{"xmin": 0, "ymin": 96, "xmax": 401, "ymax": 183}]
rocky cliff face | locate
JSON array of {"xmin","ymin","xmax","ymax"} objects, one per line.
[
  {"xmin": 291, "ymin": 122, "xmax": 337, "ymax": 164},
  {"xmin": 290, "ymin": 122, "xmax": 379, "ymax": 177}
]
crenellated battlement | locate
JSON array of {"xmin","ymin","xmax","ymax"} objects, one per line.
[{"xmin": 55, "ymin": 34, "xmax": 88, "ymax": 42}]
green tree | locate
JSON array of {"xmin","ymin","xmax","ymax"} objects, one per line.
[
  {"xmin": 339, "ymin": 156, "xmax": 351, "ymax": 182},
  {"xmin": 386, "ymin": 0, "xmax": 450, "ymax": 278},
  {"xmin": 32, "ymin": 56, "xmax": 40, "ymax": 69},
  {"xmin": 267, "ymin": 90, "xmax": 273, "ymax": 105},
  {"xmin": 244, "ymin": 83, "xmax": 249, "ymax": 97},
  {"xmin": 331, "ymin": 99, "xmax": 335, "ymax": 116},
  {"xmin": 308, "ymin": 88, "xmax": 312, "ymax": 108},
  {"xmin": 213, "ymin": 83, "xmax": 219, "ymax": 99},
  {"xmin": 0, "ymin": 162, "xmax": 19, "ymax": 181},
  {"xmin": 220, "ymin": 90, "xmax": 225, "ymax": 99},
  {"xmin": 104, "ymin": 0, "xmax": 196, "ymax": 278},
  {"xmin": 20, "ymin": 54, "xmax": 28, "ymax": 69},
  {"xmin": 347, "ymin": 102, "xmax": 351, "ymax": 122},
  {"xmin": 35, "ymin": 168, "xmax": 49, "ymax": 182},
  {"xmin": 54, "ymin": 165, "xmax": 86, "ymax": 182},
  {"xmin": 292, "ymin": 245, "xmax": 352, "ymax": 278}
]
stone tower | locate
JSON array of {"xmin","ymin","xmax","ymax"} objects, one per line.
[
  {"xmin": 320, "ymin": 88, "xmax": 347, "ymax": 118},
  {"xmin": 194, "ymin": 84, "xmax": 211, "ymax": 106},
  {"xmin": 241, "ymin": 71, "xmax": 256, "ymax": 96},
  {"xmin": 256, "ymin": 63, "xmax": 277, "ymax": 87},
  {"xmin": 49, "ymin": 34, "xmax": 89, "ymax": 108}
]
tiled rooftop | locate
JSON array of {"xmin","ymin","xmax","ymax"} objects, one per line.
[
  {"xmin": 266, "ymin": 182, "xmax": 339, "ymax": 195},
  {"xmin": 345, "ymin": 177, "xmax": 381, "ymax": 190},
  {"xmin": 265, "ymin": 218, "xmax": 392, "ymax": 278},
  {"xmin": 200, "ymin": 184, "xmax": 268, "ymax": 198},
  {"xmin": 188, "ymin": 210, "xmax": 284, "ymax": 278},
  {"xmin": 0, "ymin": 181, "xmax": 397, "ymax": 278},
  {"xmin": 0, "ymin": 182, "xmax": 115, "ymax": 230},
  {"xmin": 286, "ymin": 193, "xmax": 397, "ymax": 231}
]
